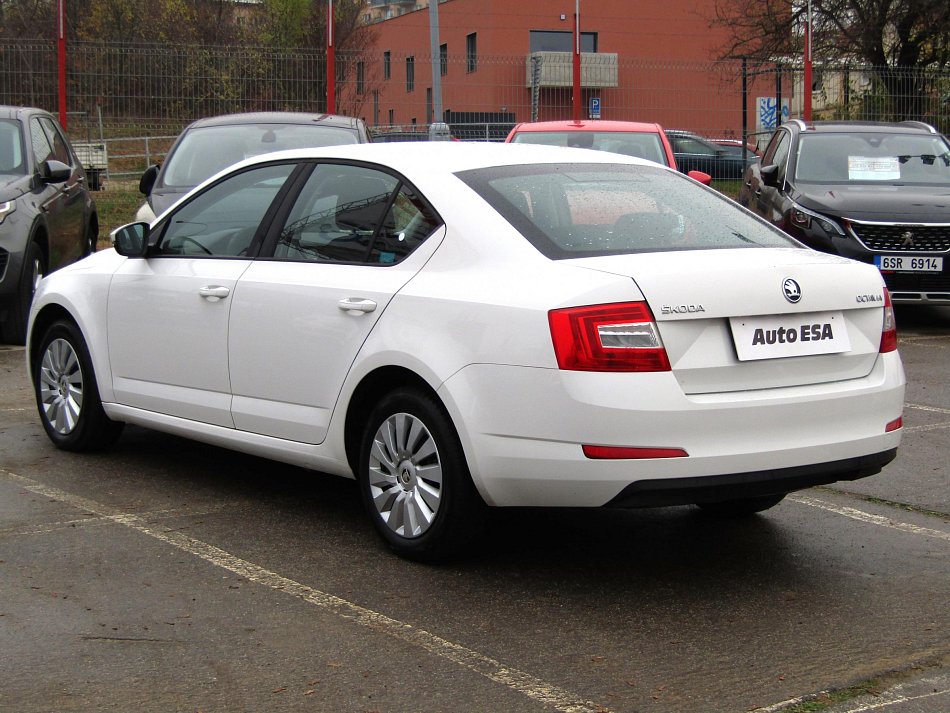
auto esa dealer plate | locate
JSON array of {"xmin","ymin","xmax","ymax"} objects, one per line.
[{"xmin": 730, "ymin": 311, "xmax": 851, "ymax": 361}]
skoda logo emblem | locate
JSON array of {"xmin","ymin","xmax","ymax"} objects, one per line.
[{"xmin": 783, "ymin": 278, "xmax": 802, "ymax": 303}]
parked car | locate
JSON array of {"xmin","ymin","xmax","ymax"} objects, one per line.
[
  {"xmin": 506, "ymin": 120, "xmax": 712, "ymax": 184},
  {"xmin": 1, "ymin": 105, "xmax": 98, "ymax": 344},
  {"xmin": 710, "ymin": 137, "xmax": 761, "ymax": 156},
  {"xmin": 136, "ymin": 112, "xmax": 371, "ymax": 223},
  {"xmin": 29, "ymin": 143, "xmax": 904, "ymax": 560},
  {"xmin": 738, "ymin": 120, "xmax": 950, "ymax": 304},
  {"xmin": 665, "ymin": 129, "xmax": 758, "ymax": 180}
]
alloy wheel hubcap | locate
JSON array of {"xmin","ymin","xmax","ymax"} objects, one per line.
[
  {"xmin": 368, "ymin": 412, "xmax": 443, "ymax": 538},
  {"xmin": 38, "ymin": 338, "xmax": 84, "ymax": 435}
]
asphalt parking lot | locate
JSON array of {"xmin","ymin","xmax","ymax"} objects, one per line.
[{"xmin": 1, "ymin": 304, "xmax": 948, "ymax": 713}]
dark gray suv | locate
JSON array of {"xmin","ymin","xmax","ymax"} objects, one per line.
[
  {"xmin": 738, "ymin": 120, "xmax": 950, "ymax": 304},
  {"xmin": 0, "ymin": 106, "xmax": 98, "ymax": 343}
]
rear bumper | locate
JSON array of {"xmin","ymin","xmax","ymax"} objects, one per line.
[
  {"xmin": 439, "ymin": 354, "xmax": 905, "ymax": 508},
  {"xmin": 605, "ymin": 448, "xmax": 897, "ymax": 508}
]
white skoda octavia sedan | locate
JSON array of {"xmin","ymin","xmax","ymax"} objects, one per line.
[{"xmin": 27, "ymin": 142, "xmax": 905, "ymax": 560}]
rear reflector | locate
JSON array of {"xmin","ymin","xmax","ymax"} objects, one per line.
[
  {"xmin": 549, "ymin": 302, "xmax": 671, "ymax": 372},
  {"xmin": 880, "ymin": 289, "xmax": 898, "ymax": 353},
  {"xmin": 583, "ymin": 445, "xmax": 688, "ymax": 459},
  {"xmin": 885, "ymin": 416, "xmax": 903, "ymax": 433}
]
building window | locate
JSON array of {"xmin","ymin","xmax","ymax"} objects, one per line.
[
  {"xmin": 406, "ymin": 56, "xmax": 415, "ymax": 92},
  {"xmin": 466, "ymin": 33, "xmax": 477, "ymax": 73},
  {"xmin": 388, "ymin": 109, "xmax": 394, "ymax": 126},
  {"xmin": 357, "ymin": 61, "xmax": 365, "ymax": 95},
  {"xmin": 529, "ymin": 30, "xmax": 598, "ymax": 53},
  {"xmin": 440, "ymin": 43, "xmax": 448, "ymax": 76},
  {"xmin": 383, "ymin": 51, "xmax": 391, "ymax": 80},
  {"xmin": 426, "ymin": 87, "xmax": 432, "ymax": 124}
]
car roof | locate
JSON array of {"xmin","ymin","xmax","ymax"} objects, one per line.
[
  {"xmin": 221, "ymin": 141, "xmax": 656, "ymax": 178},
  {"xmin": 510, "ymin": 120, "xmax": 664, "ymax": 134},
  {"xmin": 789, "ymin": 119, "xmax": 938, "ymax": 135},
  {"xmin": 0, "ymin": 105, "xmax": 50, "ymax": 121},
  {"xmin": 184, "ymin": 112, "xmax": 364, "ymax": 130}
]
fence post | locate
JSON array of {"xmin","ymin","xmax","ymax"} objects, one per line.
[
  {"xmin": 775, "ymin": 63, "xmax": 783, "ymax": 127},
  {"xmin": 741, "ymin": 58, "xmax": 748, "ymax": 163}
]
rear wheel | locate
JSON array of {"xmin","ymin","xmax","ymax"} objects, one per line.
[
  {"xmin": 358, "ymin": 388, "xmax": 484, "ymax": 561},
  {"xmin": 0, "ymin": 240, "xmax": 44, "ymax": 345},
  {"xmin": 696, "ymin": 493, "xmax": 786, "ymax": 517},
  {"xmin": 33, "ymin": 319, "xmax": 124, "ymax": 451}
]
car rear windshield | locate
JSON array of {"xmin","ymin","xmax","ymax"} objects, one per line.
[
  {"xmin": 161, "ymin": 123, "xmax": 361, "ymax": 188},
  {"xmin": 457, "ymin": 163, "xmax": 797, "ymax": 259},
  {"xmin": 795, "ymin": 133, "xmax": 950, "ymax": 185},
  {"xmin": 0, "ymin": 119, "xmax": 26, "ymax": 175},
  {"xmin": 510, "ymin": 131, "xmax": 669, "ymax": 166}
]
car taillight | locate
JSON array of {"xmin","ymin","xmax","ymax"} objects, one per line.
[
  {"xmin": 548, "ymin": 302, "xmax": 671, "ymax": 372},
  {"xmin": 880, "ymin": 289, "xmax": 898, "ymax": 353}
]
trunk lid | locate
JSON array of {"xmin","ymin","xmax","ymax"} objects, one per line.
[{"xmin": 568, "ymin": 248, "xmax": 887, "ymax": 394}]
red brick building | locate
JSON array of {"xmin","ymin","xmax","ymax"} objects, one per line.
[{"xmin": 345, "ymin": 0, "xmax": 774, "ymax": 140}]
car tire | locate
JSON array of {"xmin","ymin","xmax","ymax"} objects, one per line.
[
  {"xmin": 33, "ymin": 319, "xmax": 124, "ymax": 452},
  {"xmin": 0, "ymin": 240, "xmax": 44, "ymax": 345},
  {"xmin": 696, "ymin": 493, "xmax": 786, "ymax": 517},
  {"xmin": 358, "ymin": 388, "xmax": 484, "ymax": 562}
]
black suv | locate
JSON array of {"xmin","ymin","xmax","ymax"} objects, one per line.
[
  {"xmin": 739, "ymin": 120, "xmax": 950, "ymax": 304},
  {"xmin": 1, "ymin": 106, "xmax": 98, "ymax": 343}
]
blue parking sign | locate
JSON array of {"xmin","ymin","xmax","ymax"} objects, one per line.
[{"xmin": 589, "ymin": 97, "xmax": 601, "ymax": 119}]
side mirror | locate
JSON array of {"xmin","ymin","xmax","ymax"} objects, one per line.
[
  {"xmin": 687, "ymin": 170, "xmax": 712, "ymax": 186},
  {"xmin": 41, "ymin": 159, "xmax": 72, "ymax": 184},
  {"xmin": 760, "ymin": 164, "xmax": 780, "ymax": 188},
  {"xmin": 139, "ymin": 165, "xmax": 160, "ymax": 196},
  {"xmin": 111, "ymin": 222, "xmax": 150, "ymax": 257}
]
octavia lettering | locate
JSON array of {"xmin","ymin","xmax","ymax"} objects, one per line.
[{"xmin": 752, "ymin": 322, "xmax": 835, "ymax": 345}]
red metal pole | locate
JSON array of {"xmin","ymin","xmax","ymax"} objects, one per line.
[
  {"xmin": 572, "ymin": 0, "xmax": 581, "ymax": 123},
  {"xmin": 326, "ymin": 0, "xmax": 336, "ymax": 114},
  {"xmin": 57, "ymin": 0, "xmax": 67, "ymax": 128}
]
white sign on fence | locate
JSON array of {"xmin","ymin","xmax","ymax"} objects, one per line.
[{"xmin": 757, "ymin": 97, "xmax": 790, "ymax": 132}]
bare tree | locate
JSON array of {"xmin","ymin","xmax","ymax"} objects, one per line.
[
  {"xmin": 709, "ymin": 0, "xmax": 950, "ymax": 120},
  {"xmin": 711, "ymin": 0, "xmax": 950, "ymax": 68}
]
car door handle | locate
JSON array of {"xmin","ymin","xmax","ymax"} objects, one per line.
[
  {"xmin": 338, "ymin": 297, "xmax": 377, "ymax": 314},
  {"xmin": 199, "ymin": 285, "xmax": 230, "ymax": 300}
]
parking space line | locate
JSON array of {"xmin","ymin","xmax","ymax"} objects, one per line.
[
  {"xmin": 906, "ymin": 403, "xmax": 950, "ymax": 415},
  {"xmin": 0, "ymin": 504, "xmax": 235, "ymax": 537},
  {"xmin": 0, "ymin": 467, "xmax": 609, "ymax": 713},
  {"xmin": 789, "ymin": 494, "xmax": 950, "ymax": 543}
]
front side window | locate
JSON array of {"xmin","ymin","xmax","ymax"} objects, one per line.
[
  {"xmin": 38, "ymin": 117, "xmax": 72, "ymax": 165},
  {"xmin": 0, "ymin": 119, "xmax": 26, "ymax": 174},
  {"xmin": 29, "ymin": 117, "xmax": 55, "ymax": 166},
  {"xmin": 672, "ymin": 136, "xmax": 717, "ymax": 156},
  {"xmin": 155, "ymin": 162, "xmax": 296, "ymax": 257},
  {"xmin": 457, "ymin": 163, "xmax": 798, "ymax": 259},
  {"xmin": 274, "ymin": 163, "xmax": 440, "ymax": 265},
  {"xmin": 794, "ymin": 132, "xmax": 950, "ymax": 185}
]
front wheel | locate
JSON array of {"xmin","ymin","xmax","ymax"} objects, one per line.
[
  {"xmin": 696, "ymin": 493, "xmax": 786, "ymax": 517},
  {"xmin": 33, "ymin": 319, "xmax": 124, "ymax": 452},
  {"xmin": 358, "ymin": 388, "xmax": 484, "ymax": 561}
]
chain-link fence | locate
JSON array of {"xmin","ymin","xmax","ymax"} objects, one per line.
[{"xmin": 3, "ymin": 40, "xmax": 949, "ymax": 181}]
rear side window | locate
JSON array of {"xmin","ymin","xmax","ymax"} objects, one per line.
[
  {"xmin": 457, "ymin": 163, "xmax": 797, "ymax": 259},
  {"xmin": 274, "ymin": 163, "xmax": 441, "ymax": 265}
]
